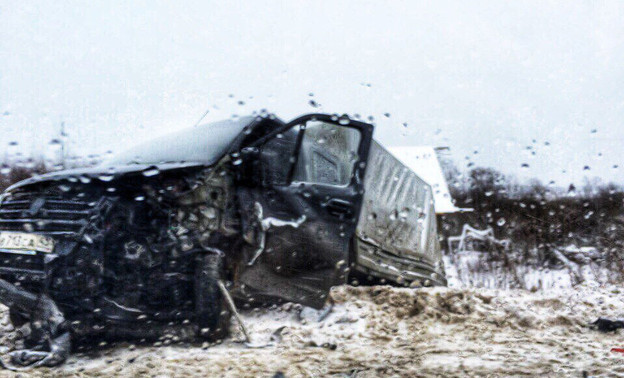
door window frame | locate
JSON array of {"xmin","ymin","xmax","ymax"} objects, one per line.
[{"xmin": 251, "ymin": 114, "xmax": 374, "ymax": 188}]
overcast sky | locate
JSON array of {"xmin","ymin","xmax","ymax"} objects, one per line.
[{"xmin": 1, "ymin": 1, "xmax": 623, "ymax": 186}]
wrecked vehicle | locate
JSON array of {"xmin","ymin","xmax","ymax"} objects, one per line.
[{"xmin": 0, "ymin": 113, "xmax": 445, "ymax": 366}]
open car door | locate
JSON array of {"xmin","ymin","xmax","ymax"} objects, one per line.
[{"xmin": 236, "ymin": 114, "xmax": 373, "ymax": 308}]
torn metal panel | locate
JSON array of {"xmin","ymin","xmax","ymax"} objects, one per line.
[
  {"xmin": 356, "ymin": 141, "xmax": 445, "ymax": 282},
  {"xmin": 248, "ymin": 201, "xmax": 307, "ymax": 266},
  {"xmin": 354, "ymin": 238, "xmax": 446, "ymax": 286},
  {"xmin": 0, "ymin": 278, "xmax": 70, "ymax": 367}
]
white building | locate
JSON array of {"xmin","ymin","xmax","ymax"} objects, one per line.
[{"xmin": 388, "ymin": 146, "xmax": 465, "ymax": 214}]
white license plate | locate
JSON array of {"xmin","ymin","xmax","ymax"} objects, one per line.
[{"xmin": 0, "ymin": 232, "xmax": 55, "ymax": 254}]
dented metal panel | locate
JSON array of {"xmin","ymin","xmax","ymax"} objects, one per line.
[{"xmin": 356, "ymin": 141, "xmax": 445, "ymax": 283}]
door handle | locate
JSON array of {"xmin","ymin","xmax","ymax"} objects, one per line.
[{"xmin": 325, "ymin": 199, "xmax": 354, "ymax": 219}]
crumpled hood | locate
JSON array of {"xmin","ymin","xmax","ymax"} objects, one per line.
[{"xmin": 5, "ymin": 162, "xmax": 206, "ymax": 193}]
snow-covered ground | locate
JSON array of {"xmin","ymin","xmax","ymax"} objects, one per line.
[
  {"xmin": 443, "ymin": 243, "xmax": 621, "ymax": 291},
  {"xmin": 0, "ymin": 283, "xmax": 622, "ymax": 377}
]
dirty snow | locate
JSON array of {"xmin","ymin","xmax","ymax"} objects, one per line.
[{"xmin": 0, "ymin": 283, "xmax": 622, "ymax": 377}]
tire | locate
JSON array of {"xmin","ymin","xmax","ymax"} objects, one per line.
[{"xmin": 195, "ymin": 253, "xmax": 231, "ymax": 341}]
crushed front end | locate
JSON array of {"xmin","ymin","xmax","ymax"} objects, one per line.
[
  {"xmin": 0, "ymin": 185, "xmax": 110, "ymax": 311},
  {"xmin": 0, "ymin": 184, "xmax": 108, "ymax": 367},
  {"xmin": 0, "ymin": 162, "xmax": 241, "ymax": 367}
]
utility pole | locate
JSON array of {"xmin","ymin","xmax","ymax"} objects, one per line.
[{"xmin": 60, "ymin": 121, "xmax": 67, "ymax": 169}]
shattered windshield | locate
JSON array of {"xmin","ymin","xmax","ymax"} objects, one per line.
[{"xmin": 104, "ymin": 117, "xmax": 252, "ymax": 165}]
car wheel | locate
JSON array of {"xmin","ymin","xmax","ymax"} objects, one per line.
[{"xmin": 195, "ymin": 252, "xmax": 230, "ymax": 341}]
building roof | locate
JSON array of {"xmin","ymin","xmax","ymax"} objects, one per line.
[{"xmin": 388, "ymin": 146, "xmax": 463, "ymax": 214}]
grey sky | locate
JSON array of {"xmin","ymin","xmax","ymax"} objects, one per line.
[{"xmin": 1, "ymin": 1, "xmax": 623, "ymax": 186}]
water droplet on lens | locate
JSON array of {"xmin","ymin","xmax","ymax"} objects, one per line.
[
  {"xmin": 99, "ymin": 173, "xmax": 114, "ymax": 182},
  {"xmin": 338, "ymin": 115, "xmax": 350, "ymax": 125},
  {"xmin": 142, "ymin": 166, "xmax": 160, "ymax": 177},
  {"xmin": 399, "ymin": 209, "xmax": 409, "ymax": 219}
]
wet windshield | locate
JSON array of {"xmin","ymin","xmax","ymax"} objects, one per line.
[
  {"xmin": 104, "ymin": 117, "xmax": 253, "ymax": 165},
  {"xmin": 2, "ymin": 2, "xmax": 624, "ymax": 375}
]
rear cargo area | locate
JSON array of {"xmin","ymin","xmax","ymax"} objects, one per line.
[{"xmin": 354, "ymin": 141, "xmax": 445, "ymax": 285}]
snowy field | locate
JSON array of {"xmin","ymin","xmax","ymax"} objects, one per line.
[{"xmin": 0, "ymin": 283, "xmax": 622, "ymax": 377}]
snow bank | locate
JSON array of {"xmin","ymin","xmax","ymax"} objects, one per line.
[{"xmin": 1, "ymin": 284, "xmax": 621, "ymax": 377}]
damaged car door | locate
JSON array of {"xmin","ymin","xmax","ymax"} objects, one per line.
[{"xmin": 236, "ymin": 115, "xmax": 373, "ymax": 308}]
